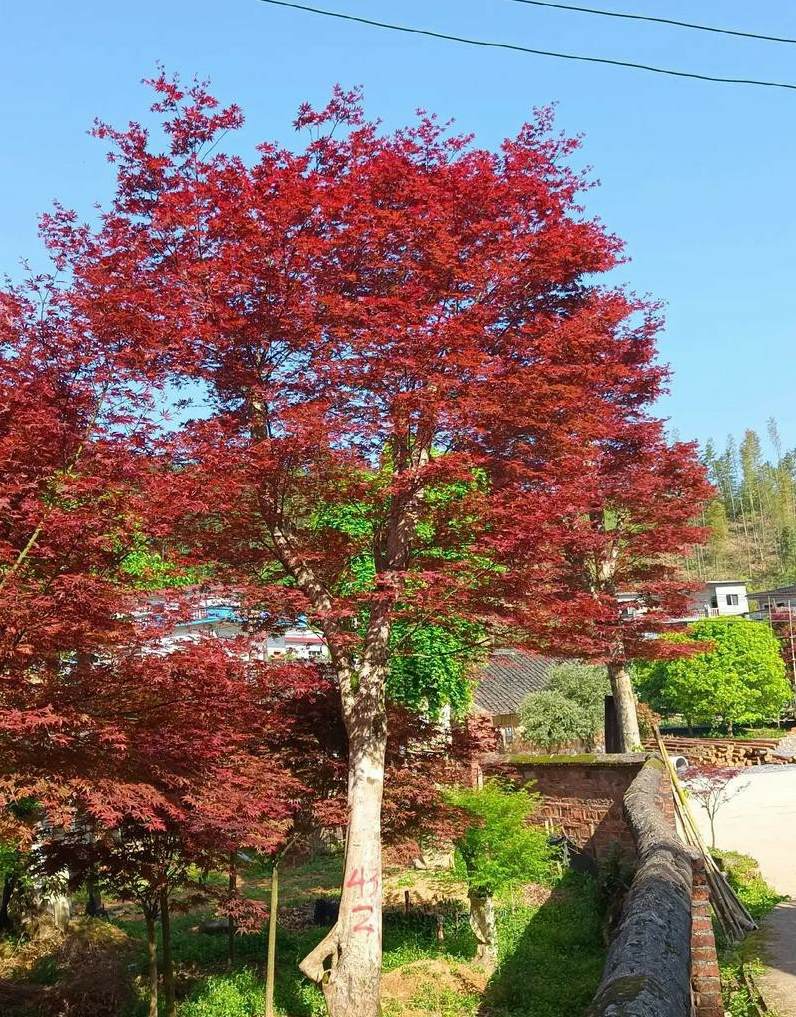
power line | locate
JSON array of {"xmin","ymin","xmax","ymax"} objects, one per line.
[
  {"xmin": 256, "ymin": 0, "xmax": 796, "ymax": 92},
  {"xmin": 508, "ymin": 1, "xmax": 796, "ymax": 47}
]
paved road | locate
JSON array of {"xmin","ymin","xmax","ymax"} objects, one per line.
[{"xmin": 691, "ymin": 765, "xmax": 796, "ymax": 1015}]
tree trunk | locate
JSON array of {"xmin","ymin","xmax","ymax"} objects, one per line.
[
  {"xmin": 145, "ymin": 912, "xmax": 159, "ymax": 1017},
  {"xmin": 300, "ymin": 720, "xmax": 387, "ymax": 1017},
  {"xmin": 468, "ymin": 891, "xmax": 498, "ymax": 970},
  {"xmin": 607, "ymin": 662, "xmax": 641, "ymax": 751},
  {"xmin": 0, "ymin": 873, "xmax": 18, "ymax": 931},
  {"xmin": 86, "ymin": 872, "xmax": 106, "ymax": 918},
  {"xmin": 227, "ymin": 853, "xmax": 237, "ymax": 970},
  {"xmin": 160, "ymin": 888, "xmax": 176, "ymax": 1017},
  {"xmin": 264, "ymin": 859, "xmax": 279, "ymax": 1017}
]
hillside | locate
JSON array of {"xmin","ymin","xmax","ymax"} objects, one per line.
[{"xmin": 682, "ymin": 423, "xmax": 796, "ymax": 591}]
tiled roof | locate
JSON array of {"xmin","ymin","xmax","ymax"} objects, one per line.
[
  {"xmin": 473, "ymin": 649, "xmax": 559, "ymax": 716},
  {"xmin": 750, "ymin": 584, "xmax": 796, "ymax": 599}
]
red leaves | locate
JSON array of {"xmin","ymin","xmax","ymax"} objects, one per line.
[
  {"xmin": 2, "ymin": 76, "xmax": 713, "ymax": 900},
  {"xmin": 59, "ymin": 76, "xmax": 711, "ymax": 676}
]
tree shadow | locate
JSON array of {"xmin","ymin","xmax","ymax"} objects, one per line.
[
  {"xmin": 749, "ymin": 898, "xmax": 796, "ymax": 978},
  {"xmin": 478, "ymin": 872, "xmax": 606, "ymax": 1017}
]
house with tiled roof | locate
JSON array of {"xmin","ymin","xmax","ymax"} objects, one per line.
[{"xmin": 473, "ymin": 648, "xmax": 560, "ymax": 744}]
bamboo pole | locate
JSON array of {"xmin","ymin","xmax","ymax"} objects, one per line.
[{"xmin": 653, "ymin": 726, "xmax": 756, "ymax": 942}]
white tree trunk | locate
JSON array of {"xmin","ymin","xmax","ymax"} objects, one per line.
[
  {"xmin": 608, "ymin": 662, "xmax": 641, "ymax": 752},
  {"xmin": 468, "ymin": 892, "xmax": 498, "ymax": 969},
  {"xmin": 300, "ymin": 710, "xmax": 387, "ymax": 1017}
]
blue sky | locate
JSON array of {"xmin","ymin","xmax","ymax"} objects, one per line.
[{"xmin": 2, "ymin": 0, "xmax": 795, "ymax": 452}]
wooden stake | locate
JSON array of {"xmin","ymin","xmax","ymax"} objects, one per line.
[{"xmin": 264, "ymin": 861, "xmax": 279, "ymax": 1017}]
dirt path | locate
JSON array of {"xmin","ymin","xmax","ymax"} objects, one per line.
[{"xmin": 692, "ymin": 765, "xmax": 796, "ymax": 1015}]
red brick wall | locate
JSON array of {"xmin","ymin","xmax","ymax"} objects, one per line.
[
  {"xmin": 493, "ymin": 754, "xmax": 646, "ymax": 858},
  {"xmin": 490, "ymin": 752, "xmax": 723, "ymax": 1017},
  {"xmin": 691, "ymin": 858, "xmax": 724, "ymax": 1017}
]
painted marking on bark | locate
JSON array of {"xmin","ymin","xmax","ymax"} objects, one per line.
[
  {"xmin": 345, "ymin": 866, "xmax": 380, "ymax": 894},
  {"xmin": 346, "ymin": 867, "xmax": 380, "ymax": 934},
  {"xmin": 352, "ymin": 903, "xmax": 375, "ymax": 934}
]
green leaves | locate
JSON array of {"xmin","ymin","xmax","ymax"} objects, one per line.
[
  {"xmin": 444, "ymin": 780, "xmax": 552, "ymax": 898},
  {"xmin": 309, "ymin": 490, "xmax": 489, "ymax": 713},
  {"xmin": 387, "ymin": 620, "xmax": 485, "ymax": 717},
  {"xmin": 119, "ymin": 532, "xmax": 207, "ymax": 590},
  {"xmin": 634, "ymin": 618, "xmax": 791, "ymax": 729}
]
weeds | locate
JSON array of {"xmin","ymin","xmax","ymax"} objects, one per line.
[{"xmin": 712, "ymin": 850, "xmax": 785, "ymax": 1017}]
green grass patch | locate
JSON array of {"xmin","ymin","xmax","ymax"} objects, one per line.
[
  {"xmin": 483, "ymin": 873, "xmax": 606, "ymax": 1017},
  {"xmin": 731, "ymin": 727, "xmax": 785, "ymax": 741},
  {"xmin": 713, "ymin": 850, "xmax": 786, "ymax": 923},
  {"xmin": 712, "ymin": 850, "xmax": 786, "ymax": 1017}
]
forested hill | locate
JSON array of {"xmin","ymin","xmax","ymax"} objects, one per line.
[{"xmin": 683, "ymin": 421, "xmax": 796, "ymax": 591}]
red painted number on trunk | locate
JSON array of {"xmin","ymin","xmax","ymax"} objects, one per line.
[
  {"xmin": 352, "ymin": 904, "xmax": 375, "ymax": 934},
  {"xmin": 346, "ymin": 868, "xmax": 380, "ymax": 933}
]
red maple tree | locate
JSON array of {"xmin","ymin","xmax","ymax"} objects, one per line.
[
  {"xmin": 27, "ymin": 74, "xmax": 708, "ymax": 1015},
  {"xmin": 0, "ymin": 271, "xmax": 154, "ymax": 841},
  {"xmin": 505, "ymin": 422, "xmax": 713, "ymax": 749},
  {"xmin": 34, "ymin": 643, "xmax": 306, "ymax": 1017}
]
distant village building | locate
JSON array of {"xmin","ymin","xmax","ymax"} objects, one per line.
[
  {"xmin": 687, "ymin": 580, "xmax": 749, "ymax": 619},
  {"xmin": 473, "ymin": 649, "xmax": 559, "ymax": 744},
  {"xmin": 748, "ymin": 584, "xmax": 796, "ymax": 620},
  {"xmin": 154, "ymin": 596, "xmax": 329, "ymax": 660},
  {"xmin": 617, "ymin": 580, "xmax": 750, "ymax": 623}
]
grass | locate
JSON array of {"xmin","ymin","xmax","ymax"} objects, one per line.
[
  {"xmin": 119, "ymin": 849, "xmax": 780, "ymax": 1017},
  {"xmin": 197, "ymin": 852, "xmax": 343, "ymax": 906},
  {"xmin": 658, "ymin": 719, "xmax": 787, "ymax": 741},
  {"xmin": 713, "ymin": 850, "xmax": 786, "ymax": 924},
  {"xmin": 729, "ymin": 727, "xmax": 786, "ymax": 742},
  {"xmin": 0, "ymin": 852, "xmax": 606, "ymax": 1017},
  {"xmin": 106, "ymin": 861, "xmax": 605, "ymax": 1017},
  {"xmin": 483, "ymin": 873, "xmax": 606, "ymax": 1017},
  {"xmin": 712, "ymin": 850, "xmax": 786, "ymax": 1017},
  {"xmin": 382, "ymin": 981, "xmax": 481, "ymax": 1017}
]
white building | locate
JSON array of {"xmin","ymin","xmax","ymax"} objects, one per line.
[
  {"xmin": 687, "ymin": 580, "xmax": 749, "ymax": 619},
  {"xmin": 616, "ymin": 580, "xmax": 749, "ymax": 623}
]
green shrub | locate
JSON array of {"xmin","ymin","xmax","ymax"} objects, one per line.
[
  {"xmin": 635, "ymin": 619, "xmax": 790, "ymax": 731},
  {"xmin": 445, "ymin": 780, "xmax": 552, "ymax": 899},
  {"xmin": 519, "ymin": 662, "xmax": 610, "ymax": 751}
]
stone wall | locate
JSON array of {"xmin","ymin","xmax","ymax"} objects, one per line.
[
  {"xmin": 491, "ymin": 753, "xmax": 723, "ymax": 1017},
  {"xmin": 587, "ymin": 759, "xmax": 696, "ymax": 1017}
]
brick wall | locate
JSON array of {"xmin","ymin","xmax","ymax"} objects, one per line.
[
  {"xmin": 490, "ymin": 752, "xmax": 723, "ymax": 1017},
  {"xmin": 492, "ymin": 752, "xmax": 647, "ymax": 858},
  {"xmin": 691, "ymin": 858, "xmax": 724, "ymax": 1017}
]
